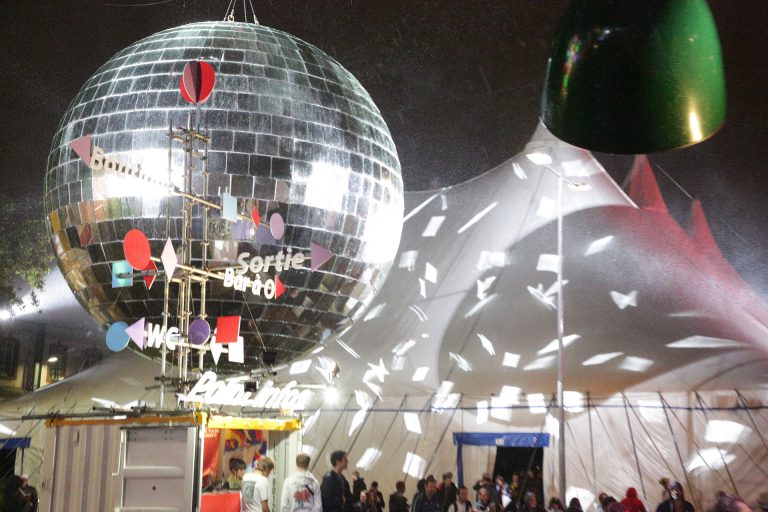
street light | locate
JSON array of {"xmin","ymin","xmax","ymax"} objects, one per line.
[{"xmin": 0, "ymin": 310, "xmax": 11, "ymax": 321}]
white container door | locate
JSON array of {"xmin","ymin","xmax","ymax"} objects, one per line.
[{"xmin": 119, "ymin": 426, "xmax": 198, "ymax": 512}]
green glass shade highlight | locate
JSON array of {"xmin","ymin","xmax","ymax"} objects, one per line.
[{"xmin": 541, "ymin": 0, "xmax": 726, "ymax": 154}]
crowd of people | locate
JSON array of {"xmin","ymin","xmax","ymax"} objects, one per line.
[
  {"xmin": 231, "ymin": 450, "xmax": 768, "ymax": 512},
  {"xmin": 5, "ymin": 450, "xmax": 765, "ymax": 512}
]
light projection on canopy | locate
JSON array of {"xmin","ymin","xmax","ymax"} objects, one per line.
[
  {"xmin": 356, "ymin": 448, "xmax": 382, "ymax": 471},
  {"xmin": 293, "ymin": 123, "xmax": 768, "ymax": 403}
]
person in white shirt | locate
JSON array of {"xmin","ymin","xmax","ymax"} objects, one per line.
[
  {"xmin": 280, "ymin": 453, "xmax": 322, "ymax": 512},
  {"xmin": 242, "ymin": 457, "xmax": 276, "ymax": 512},
  {"xmin": 448, "ymin": 486, "xmax": 474, "ymax": 512}
]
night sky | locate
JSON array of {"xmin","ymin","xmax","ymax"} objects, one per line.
[{"xmin": 1, "ymin": 0, "xmax": 766, "ymax": 298}]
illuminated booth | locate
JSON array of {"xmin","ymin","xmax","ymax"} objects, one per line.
[{"xmin": 39, "ymin": 412, "xmax": 300, "ymax": 512}]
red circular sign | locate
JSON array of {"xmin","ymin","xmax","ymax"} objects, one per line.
[
  {"xmin": 180, "ymin": 61, "xmax": 216, "ymax": 104},
  {"xmin": 123, "ymin": 229, "xmax": 151, "ymax": 270}
]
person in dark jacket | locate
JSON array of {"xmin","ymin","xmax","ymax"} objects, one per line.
[
  {"xmin": 655, "ymin": 482, "xmax": 694, "ymax": 512},
  {"xmin": 322, "ymin": 450, "xmax": 351, "ymax": 512},
  {"xmin": 353, "ymin": 472, "xmax": 368, "ymax": 505},
  {"xmin": 390, "ymin": 481, "xmax": 410, "ymax": 512},
  {"xmin": 565, "ymin": 498, "xmax": 582, "ymax": 512},
  {"xmin": 520, "ymin": 493, "xmax": 545, "ymax": 512},
  {"xmin": 370, "ymin": 481, "xmax": 385, "ymax": 512},
  {"xmin": 476, "ymin": 488, "xmax": 496, "ymax": 512},
  {"xmin": 414, "ymin": 479, "xmax": 427, "ymax": 506},
  {"xmin": 414, "ymin": 476, "xmax": 442, "ymax": 512},
  {"xmin": 548, "ymin": 498, "xmax": 564, "ymax": 512},
  {"xmin": 473, "ymin": 474, "xmax": 493, "ymax": 504},
  {"xmin": 8, "ymin": 474, "xmax": 38, "ymax": 512},
  {"xmin": 437, "ymin": 473, "xmax": 458, "ymax": 512}
]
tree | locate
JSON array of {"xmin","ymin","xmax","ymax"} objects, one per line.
[{"xmin": 0, "ymin": 194, "xmax": 53, "ymax": 312}]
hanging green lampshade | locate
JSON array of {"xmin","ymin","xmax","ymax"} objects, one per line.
[{"xmin": 541, "ymin": 0, "xmax": 726, "ymax": 154}]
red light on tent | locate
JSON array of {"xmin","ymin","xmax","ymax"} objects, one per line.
[
  {"xmin": 123, "ymin": 229, "xmax": 151, "ymax": 270},
  {"xmin": 143, "ymin": 260, "xmax": 158, "ymax": 290},
  {"xmin": 180, "ymin": 60, "xmax": 215, "ymax": 104}
]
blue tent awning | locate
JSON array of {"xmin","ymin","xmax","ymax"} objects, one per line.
[
  {"xmin": 453, "ymin": 432, "xmax": 549, "ymax": 485},
  {"xmin": 0, "ymin": 437, "xmax": 31, "ymax": 450},
  {"xmin": 453, "ymin": 432, "xmax": 549, "ymax": 447}
]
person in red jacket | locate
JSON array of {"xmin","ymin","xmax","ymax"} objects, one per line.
[{"xmin": 622, "ymin": 488, "xmax": 646, "ymax": 512}]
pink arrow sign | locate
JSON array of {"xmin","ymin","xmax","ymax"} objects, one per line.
[
  {"xmin": 310, "ymin": 242, "xmax": 333, "ymax": 270},
  {"xmin": 125, "ymin": 317, "xmax": 146, "ymax": 350},
  {"xmin": 69, "ymin": 134, "xmax": 93, "ymax": 165}
]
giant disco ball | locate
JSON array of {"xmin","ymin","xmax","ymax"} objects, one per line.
[{"xmin": 44, "ymin": 21, "xmax": 403, "ymax": 366}]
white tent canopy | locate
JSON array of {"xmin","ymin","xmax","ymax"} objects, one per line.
[{"xmin": 2, "ymin": 125, "xmax": 767, "ymax": 509}]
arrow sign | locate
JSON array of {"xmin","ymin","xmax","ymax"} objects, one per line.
[
  {"xmin": 69, "ymin": 134, "xmax": 92, "ymax": 165},
  {"xmin": 143, "ymin": 260, "xmax": 157, "ymax": 290},
  {"xmin": 275, "ymin": 276, "xmax": 285, "ymax": 298},
  {"xmin": 125, "ymin": 317, "xmax": 146, "ymax": 350},
  {"xmin": 210, "ymin": 334, "xmax": 223, "ymax": 365},
  {"xmin": 310, "ymin": 242, "xmax": 333, "ymax": 270}
]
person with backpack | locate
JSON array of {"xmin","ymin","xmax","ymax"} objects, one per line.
[
  {"xmin": 447, "ymin": 486, "xmax": 474, "ymax": 512},
  {"xmin": 390, "ymin": 481, "xmax": 410, "ymax": 512}
]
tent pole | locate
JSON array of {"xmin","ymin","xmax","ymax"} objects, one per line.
[
  {"xmin": 621, "ymin": 392, "xmax": 647, "ymax": 500},
  {"xmin": 694, "ymin": 392, "xmax": 738, "ymax": 495},
  {"xmin": 658, "ymin": 393, "xmax": 696, "ymax": 508},
  {"xmin": 456, "ymin": 442, "xmax": 463, "ymax": 488},
  {"xmin": 425, "ymin": 394, "xmax": 463, "ymax": 476},
  {"xmin": 458, "ymin": 403, "xmax": 464, "ymax": 486},
  {"xmin": 586, "ymin": 392, "xmax": 597, "ymax": 497},
  {"xmin": 555, "ymin": 170, "xmax": 566, "ymax": 504},
  {"xmin": 736, "ymin": 390, "xmax": 768, "ymax": 454},
  {"xmin": 310, "ymin": 393, "xmax": 354, "ymax": 474}
]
